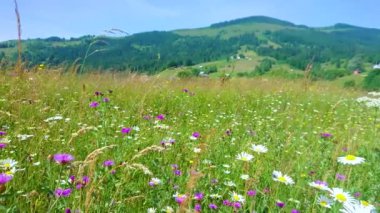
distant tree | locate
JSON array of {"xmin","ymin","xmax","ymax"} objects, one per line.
[
  {"xmin": 363, "ymin": 70, "xmax": 380, "ymax": 90},
  {"xmin": 347, "ymin": 55, "xmax": 365, "ymax": 72}
]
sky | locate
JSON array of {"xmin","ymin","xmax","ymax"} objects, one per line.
[{"xmin": 0, "ymin": 0, "xmax": 379, "ymax": 41}]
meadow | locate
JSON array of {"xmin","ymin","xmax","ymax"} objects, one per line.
[{"xmin": 0, "ymin": 73, "xmax": 379, "ymax": 212}]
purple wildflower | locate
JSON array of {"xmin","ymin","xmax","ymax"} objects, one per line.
[
  {"xmin": 174, "ymin": 169, "xmax": 182, "ymax": 176},
  {"xmin": 76, "ymin": 184, "xmax": 83, "ymax": 190},
  {"xmin": 156, "ymin": 114, "xmax": 165, "ymax": 120},
  {"xmin": 89, "ymin": 101, "xmax": 99, "ymax": 108},
  {"xmin": 103, "ymin": 160, "xmax": 114, "ymax": 167},
  {"xmin": 0, "ymin": 173, "xmax": 13, "ymax": 184},
  {"xmin": 94, "ymin": 91, "xmax": 103, "ymax": 96},
  {"xmin": 194, "ymin": 204, "xmax": 201, "ymax": 212},
  {"xmin": 223, "ymin": 200, "xmax": 232, "ymax": 206},
  {"xmin": 320, "ymin": 132, "xmax": 332, "ymax": 138},
  {"xmin": 65, "ymin": 208, "xmax": 71, "ymax": 213},
  {"xmin": 55, "ymin": 188, "xmax": 72, "ymax": 197},
  {"xmin": 82, "ymin": 176, "xmax": 90, "ymax": 185},
  {"xmin": 194, "ymin": 192, "xmax": 204, "ymax": 201},
  {"xmin": 143, "ymin": 115, "xmax": 151, "ymax": 120},
  {"xmin": 209, "ymin": 204, "xmax": 218, "ymax": 210},
  {"xmin": 69, "ymin": 175, "xmax": 75, "ymax": 184},
  {"xmin": 276, "ymin": 201, "xmax": 285, "ymax": 208},
  {"xmin": 342, "ymin": 147, "xmax": 348, "ymax": 152},
  {"xmin": 315, "ymin": 180, "xmax": 328, "ymax": 186},
  {"xmin": 291, "ymin": 209, "xmax": 300, "ymax": 213},
  {"xmin": 102, "ymin": 97, "xmax": 110, "ymax": 103},
  {"xmin": 0, "ymin": 143, "xmax": 7, "ymax": 149},
  {"xmin": 182, "ymin": 88, "xmax": 189, "ymax": 93},
  {"xmin": 247, "ymin": 190, "xmax": 256, "ymax": 197},
  {"xmin": 121, "ymin": 127, "xmax": 131, "ymax": 134},
  {"xmin": 174, "ymin": 194, "xmax": 187, "ymax": 204},
  {"xmin": 225, "ymin": 129, "xmax": 232, "ymax": 136},
  {"xmin": 0, "ymin": 131, "xmax": 6, "ymax": 136},
  {"xmin": 53, "ymin": 153, "xmax": 74, "ymax": 164},
  {"xmin": 336, "ymin": 173, "xmax": 346, "ymax": 181},
  {"xmin": 354, "ymin": 192, "xmax": 361, "ymax": 198},
  {"xmin": 192, "ymin": 132, "xmax": 200, "ymax": 138},
  {"xmin": 233, "ymin": 202, "xmax": 242, "ymax": 209}
]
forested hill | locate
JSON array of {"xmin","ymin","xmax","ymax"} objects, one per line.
[{"xmin": 1, "ymin": 16, "xmax": 380, "ymax": 74}]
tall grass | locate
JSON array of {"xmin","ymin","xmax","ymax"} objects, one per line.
[{"xmin": 0, "ymin": 73, "xmax": 378, "ymax": 212}]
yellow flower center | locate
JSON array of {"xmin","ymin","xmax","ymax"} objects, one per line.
[
  {"xmin": 233, "ymin": 194, "xmax": 239, "ymax": 201},
  {"xmin": 4, "ymin": 163, "xmax": 11, "ymax": 168},
  {"xmin": 361, "ymin": 200, "xmax": 369, "ymax": 207},
  {"xmin": 336, "ymin": 194, "xmax": 347, "ymax": 202},
  {"xmin": 278, "ymin": 176, "xmax": 287, "ymax": 182},
  {"xmin": 345, "ymin": 155, "xmax": 356, "ymax": 161},
  {"xmin": 320, "ymin": 201, "xmax": 327, "ymax": 206},
  {"xmin": 242, "ymin": 157, "xmax": 248, "ymax": 161}
]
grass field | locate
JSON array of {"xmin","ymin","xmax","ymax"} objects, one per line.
[{"xmin": 0, "ymin": 73, "xmax": 379, "ymax": 212}]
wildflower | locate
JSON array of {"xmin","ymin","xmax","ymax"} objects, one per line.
[
  {"xmin": 17, "ymin": 134, "xmax": 34, "ymax": 141},
  {"xmin": 173, "ymin": 193, "xmax": 187, "ymax": 204},
  {"xmin": 337, "ymin": 155, "xmax": 365, "ymax": 165},
  {"xmin": 276, "ymin": 200, "xmax": 285, "ymax": 208},
  {"xmin": 320, "ymin": 132, "xmax": 333, "ymax": 138},
  {"xmin": 182, "ymin": 88, "xmax": 189, "ymax": 93},
  {"xmin": 102, "ymin": 97, "xmax": 110, "ymax": 103},
  {"xmin": 0, "ymin": 131, "xmax": 6, "ymax": 136},
  {"xmin": 247, "ymin": 190, "xmax": 256, "ymax": 197},
  {"xmin": 65, "ymin": 208, "xmax": 71, "ymax": 213},
  {"xmin": 209, "ymin": 194, "xmax": 222, "ymax": 199},
  {"xmin": 193, "ymin": 148, "xmax": 201, "ymax": 153},
  {"xmin": 272, "ymin": 170, "xmax": 294, "ymax": 185},
  {"xmin": 190, "ymin": 132, "xmax": 201, "ymax": 140},
  {"xmin": 223, "ymin": 200, "xmax": 232, "ymax": 206},
  {"xmin": 233, "ymin": 202, "xmax": 242, "ymax": 209},
  {"xmin": 94, "ymin": 91, "xmax": 103, "ymax": 96},
  {"xmin": 44, "ymin": 115, "xmax": 64, "ymax": 122},
  {"xmin": 240, "ymin": 174, "xmax": 249, "ymax": 180},
  {"xmin": 146, "ymin": 208, "xmax": 156, "ymax": 213},
  {"xmin": 341, "ymin": 201, "xmax": 376, "ymax": 213},
  {"xmin": 0, "ymin": 173, "xmax": 12, "ymax": 184},
  {"xmin": 236, "ymin": 152, "xmax": 254, "ymax": 162},
  {"xmin": 354, "ymin": 192, "xmax": 361, "ymax": 198},
  {"xmin": 149, "ymin": 178, "xmax": 161, "ymax": 186},
  {"xmin": 55, "ymin": 188, "xmax": 72, "ymax": 197},
  {"xmin": 103, "ymin": 160, "xmax": 114, "ymax": 167},
  {"xmin": 329, "ymin": 188, "xmax": 355, "ymax": 204},
  {"xmin": 0, "ymin": 143, "xmax": 7, "ymax": 149},
  {"xmin": 89, "ymin": 101, "xmax": 99, "ymax": 108},
  {"xmin": 156, "ymin": 114, "xmax": 165, "ymax": 120},
  {"xmin": 317, "ymin": 195, "xmax": 333, "ymax": 208},
  {"xmin": 209, "ymin": 203, "xmax": 218, "ymax": 209},
  {"xmin": 231, "ymin": 192, "xmax": 245, "ymax": 203},
  {"xmin": 225, "ymin": 129, "xmax": 232, "ymax": 136},
  {"xmin": 336, "ymin": 173, "xmax": 346, "ymax": 181},
  {"xmin": 121, "ymin": 127, "xmax": 131, "ymax": 134},
  {"xmin": 53, "ymin": 154, "xmax": 74, "ymax": 165},
  {"xmin": 251, "ymin": 144, "xmax": 268, "ymax": 154},
  {"xmin": 309, "ymin": 180, "xmax": 330, "ymax": 191},
  {"xmin": 291, "ymin": 209, "xmax": 300, "ymax": 213},
  {"xmin": 194, "ymin": 204, "xmax": 201, "ymax": 212},
  {"xmin": 0, "ymin": 159, "xmax": 18, "ymax": 170},
  {"xmin": 224, "ymin": 181, "xmax": 236, "ymax": 187},
  {"xmin": 162, "ymin": 206, "xmax": 174, "ymax": 213},
  {"xmin": 173, "ymin": 170, "xmax": 182, "ymax": 176},
  {"xmin": 143, "ymin": 115, "xmax": 151, "ymax": 120},
  {"xmin": 194, "ymin": 192, "xmax": 204, "ymax": 201}
]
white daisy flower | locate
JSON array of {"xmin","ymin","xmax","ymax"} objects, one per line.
[
  {"xmin": 224, "ymin": 181, "xmax": 236, "ymax": 187},
  {"xmin": 272, "ymin": 170, "xmax": 294, "ymax": 185},
  {"xmin": 0, "ymin": 159, "xmax": 18, "ymax": 170},
  {"xmin": 231, "ymin": 192, "xmax": 245, "ymax": 203},
  {"xmin": 17, "ymin": 134, "xmax": 34, "ymax": 141},
  {"xmin": 147, "ymin": 208, "xmax": 156, "ymax": 213},
  {"xmin": 162, "ymin": 206, "xmax": 174, "ymax": 213},
  {"xmin": 329, "ymin": 188, "xmax": 355, "ymax": 204},
  {"xmin": 149, "ymin": 178, "xmax": 162, "ymax": 186},
  {"xmin": 340, "ymin": 200, "xmax": 376, "ymax": 213},
  {"xmin": 240, "ymin": 174, "xmax": 249, "ymax": 180},
  {"xmin": 337, "ymin": 155, "xmax": 365, "ymax": 165},
  {"xmin": 209, "ymin": 193, "xmax": 222, "ymax": 199},
  {"xmin": 317, "ymin": 195, "xmax": 333, "ymax": 208},
  {"xmin": 193, "ymin": 148, "xmax": 201, "ymax": 153},
  {"xmin": 309, "ymin": 180, "xmax": 330, "ymax": 191},
  {"xmin": 236, "ymin": 152, "xmax": 254, "ymax": 162},
  {"xmin": 44, "ymin": 115, "xmax": 63, "ymax": 122},
  {"xmin": 251, "ymin": 144, "xmax": 268, "ymax": 154}
]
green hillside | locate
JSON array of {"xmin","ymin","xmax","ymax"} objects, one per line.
[{"xmin": 1, "ymin": 16, "xmax": 379, "ymax": 77}]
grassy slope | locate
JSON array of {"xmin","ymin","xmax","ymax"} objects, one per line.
[{"xmin": 0, "ymin": 73, "xmax": 378, "ymax": 212}]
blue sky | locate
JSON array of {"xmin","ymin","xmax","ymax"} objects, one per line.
[{"xmin": 0, "ymin": 0, "xmax": 379, "ymax": 41}]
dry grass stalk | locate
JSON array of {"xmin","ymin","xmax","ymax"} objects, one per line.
[
  {"xmin": 14, "ymin": 0, "xmax": 23, "ymax": 75},
  {"xmin": 130, "ymin": 145, "xmax": 164, "ymax": 161},
  {"xmin": 67, "ymin": 126, "xmax": 96, "ymax": 145}
]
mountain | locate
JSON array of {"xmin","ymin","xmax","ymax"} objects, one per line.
[{"xmin": 0, "ymin": 16, "xmax": 380, "ymax": 74}]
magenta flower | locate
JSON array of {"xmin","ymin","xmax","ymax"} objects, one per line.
[
  {"xmin": 247, "ymin": 190, "xmax": 256, "ymax": 197},
  {"xmin": 182, "ymin": 88, "xmax": 189, "ymax": 93},
  {"xmin": 194, "ymin": 204, "xmax": 201, "ymax": 212},
  {"xmin": 156, "ymin": 114, "xmax": 165, "ymax": 120},
  {"xmin": 194, "ymin": 192, "xmax": 204, "ymax": 201},
  {"xmin": 0, "ymin": 131, "xmax": 6, "ymax": 136},
  {"xmin": 69, "ymin": 175, "xmax": 75, "ymax": 184},
  {"xmin": 121, "ymin": 127, "xmax": 131, "ymax": 134},
  {"xmin": 174, "ymin": 194, "xmax": 187, "ymax": 204},
  {"xmin": 320, "ymin": 132, "xmax": 332, "ymax": 138},
  {"xmin": 173, "ymin": 169, "xmax": 182, "ymax": 176},
  {"xmin": 190, "ymin": 132, "xmax": 201, "ymax": 140},
  {"xmin": 89, "ymin": 101, "xmax": 99, "ymax": 108},
  {"xmin": 276, "ymin": 201, "xmax": 285, "ymax": 208},
  {"xmin": 209, "ymin": 204, "xmax": 218, "ymax": 210},
  {"xmin": 94, "ymin": 91, "xmax": 103, "ymax": 96},
  {"xmin": 0, "ymin": 143, "xmax": 7, "ymax": 149},
  {"xmin": 103, "ymin": 160, "xmax": 114, "ymax": 167},
  {"xmin": 55, "ymin": 188, "xmax": 72, "ymax": 197},
  {"xmin": 291, "ymin": 209, "xmax": 300, "ymax": 213},
  {"xmin": 53, "ymin": 153, "xmax": 74, "ymax": 164},
  {"xmin": 102, "ymin": 97, "xmax": 110, "ymax": 103},
  {"xmin": 354, "ymin": 192, "xmax": 361, "ymax": 198},
  {"xmin": 336, "ymin": 173, "xmax": 346, "ymax": 181},
  {"xmin": 0, "ymin": 173, "xmax": 13, "ymax": 184},
  {"xmin": 233, "ymin": 202, "xmax": 242, "ymax": 209},
  {"xmin": 223, "ymin": 200, "xmax": 232, "ymax": 206},
  {"xmin": 65, "ymin": 208, "xmax": 71, "ymax": 213}
]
